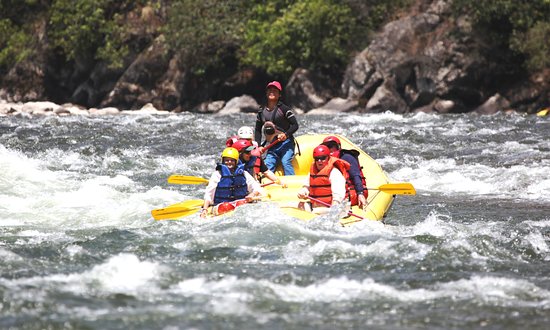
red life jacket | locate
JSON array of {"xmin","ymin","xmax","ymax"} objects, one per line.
[
  {"xmin": 309, "ymin": 157, "xmax": 350, "ymax": 207},
  {"xmin": 340, "ymin": 149, "xmax": 367, "ymax": 205}
]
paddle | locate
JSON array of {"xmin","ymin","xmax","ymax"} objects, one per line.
[
  {"xmin": 307, "ymin": 196, "xmax": 365, "ymax": 220},
  {"xmin": 167, "ymin": 175, "xmax": 280, "ymax": 188},
  {"xmin": 251, "ymin": 137, "xmax": 281, "ymax": 157},
  {"xmin": 152, "ymin": 181, "xmax": 275, "ymax": 220},
  {"xmin": 167, "ymin": 175, "xmax": 209, "ymax": 185},
  {"xmin": 368, "ymin": 183, "xmax": 416, "ymax": 195},
  {"xmin": 151, "ymin": 199, "xmax": 204, "ymax": 220}
]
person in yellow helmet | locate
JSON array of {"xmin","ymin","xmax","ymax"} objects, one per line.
[{"xmin": 200, "ymin": 147, "xmax": 265, "ymax": 218}]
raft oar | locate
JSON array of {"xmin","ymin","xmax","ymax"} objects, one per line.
[
  {"xmin": 151, "ymin": 181, "xmax": 276, "ymax": 220},
  {"xmin": 368, "ymin": 183, "xmax": 416, "ymax": 195},
  {"xmin": 167, "ymin": 175, "xmax": 209, "ymax": 185},
  {"xmin": 307, "ymin": 196, "xmax": 365, "ymax": 221},
  {"xmin": 251, "ymin": 137, "xmax": 281, "ymax": 157},
  {"xmin": 151, "ymin": 199, "xmax": 204, "ymax": 220},
  {"xmin": 167, "ymin": 175, "xmax": 280, "ymax": 188}
]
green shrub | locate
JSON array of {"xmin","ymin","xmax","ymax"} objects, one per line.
[
  {"xmin": 513, "ymin": 22, "xmax": 550, "ymax": 72},
  {"xmin": 241, "ymin": 0, "xmax": 358, "ymax": 76},
  {"xmin": 48, "ymin": 0, "xmax": 143, "ymax": 68},
  {"xmin": 163, "ymin": 0, "xmax": 412, "ymax": 78},
  {"xmin": 0, "ymin": 0, "xmax": 47, "ymax": 71},
  {"xmin": 164, "ymin": 0, "xmax": 251, "ymax": 75},
  {"xmin": 452, "ymin": 0, "xmax": 550, "ymax": 71}
]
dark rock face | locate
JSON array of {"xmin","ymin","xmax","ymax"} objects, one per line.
[
  {"xmin": 285, "ymin": 68, "xmax": 336, "ymax": 112},
  {"xmin": 341, "ymin": 0, "xmax": 548, "ymax": 114}
]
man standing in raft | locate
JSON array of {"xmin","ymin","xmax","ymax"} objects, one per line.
[
  {"xmin": 200, "ymin": 147, "xmax": 265, "ymax": 218},
  {"xmin": 321, "ymin": 136, "xmax": 368, "ymax": 209},
  {"xmin": 297, "ymin": 145, "xmax": 350, "ymax": 215},
  {"xmin": 255, "ymin": 81, "xmax": 299, "ymax": 175}
]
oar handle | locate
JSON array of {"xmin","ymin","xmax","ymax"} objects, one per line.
[
  {"xmin": 260, "ymin": 138, "xmax": 281, "ymax": 154},
  {"xmin": 251, "ymin": 138, "xmax": 281, "ymax": 157},
  {"xmin": 307, "ymin": 196, "xmax": 364, "ymax": 220}
]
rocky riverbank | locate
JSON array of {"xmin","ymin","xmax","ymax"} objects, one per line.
[
  {"xmin": 1, "ymin": 0, "xmax": 548, "ymax": 115},
  {"xmin": 0, "ymin": 101, "xmax": 168, "ymax": 118}
]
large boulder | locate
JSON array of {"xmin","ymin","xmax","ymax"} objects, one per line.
[
  {"xmin": 341, "ymin": 0, "xmax": 520, "ymax": 113},
  {"xmin": 286, "ymin": 68, "xmax": 335, "ymax": 112}
]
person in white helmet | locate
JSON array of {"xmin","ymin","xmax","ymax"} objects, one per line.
[{"xmin": 237, "ymin": 126, "xmax": 259, "ymax": 147}]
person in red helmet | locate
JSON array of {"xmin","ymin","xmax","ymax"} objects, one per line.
[
  {"xmin": 297, "ymin": 144, "xmax": 350, "ymax": 214},
  {"xmin": 255, "ymin": 81, "xmax": 299, "ymax": 175},
  {"xmin": 225, "ymin": 135, "xmax": 239, "ymax": 147},
  {"xmin": 321, "ymin": 136, "xmax": 368, "ymax": 209},
  {"xmin": 232, "ymin": 139, "xmax": 286, "ymax": 187}
]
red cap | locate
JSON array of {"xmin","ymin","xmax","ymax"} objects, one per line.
[
  {"xmin": 233, "ymin": 139, "xmax": 255, "ymax": 152},
  {"xmin": 313, "ymin": 145, "xmax": 330, "ymax": 158},
  {"xmin": 266, "ymin": 81, "xmax": 282, "ymax": 91},
  {"xmin": 322, "ymin": 136, "xmax": 341, "ymax": 148}
]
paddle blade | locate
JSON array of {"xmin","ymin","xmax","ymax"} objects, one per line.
[
  {"xmin": 151, "ymin": 199, "xmax": 204, "ymax": 220},
  {"xmin": 167, "ymin": 175, "xmax": 209, "ymax": 185},
  {"xmin": 152, "ymin": 207, "xmax": 201, "ymax": 220},
  {"xmin": 376, "ymin": 183, "xmax": 416, "ymax": 195}
]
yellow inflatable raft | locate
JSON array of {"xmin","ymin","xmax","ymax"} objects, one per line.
[
  {"xmin": 151, "ymin": 134, "xmax": 415, "ymax": 226},
  {"xmin": 265, "ymin": 134, "xmax": 400, "ymax": 225}
]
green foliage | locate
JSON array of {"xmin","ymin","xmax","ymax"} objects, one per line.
[
  {"xmin": 48, "ymin": 0, "xmax": 142, "ymax": 67},
  {"xmin": 0, "ymin": 19, "xmax": 34, "ymax": 70},
  {"xmin": 241, "ymin": 0, "xmax": 358, "ymax": 76},
  {"xmin": 163, "ymin": 0, "xmax": 412, "ymax": 77},
  {"xmin": 452, "ymin": 0, "xmax": 550, "ymax": 71},
  {"xmin": 513, "ymin": 22, "xmax": 550, "ymax": 72},
  {"xmin": 0, "ymin": 0, "xmax": 48, "ymax": 71},
  {"xmin": 164, "ymin": 0, "xmax": 251, "ymax": 75}
]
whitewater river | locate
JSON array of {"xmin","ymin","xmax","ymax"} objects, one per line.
[{"xmin": 1, "ymin": 111, "xmax": 549, "ymax": 329}]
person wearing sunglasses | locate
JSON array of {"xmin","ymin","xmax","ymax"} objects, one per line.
[
  {"xmin": 321, "ymin": 136, "xmax": 367, "ymax": 209},
  {"xmin": 297, "ymin": 145, "xmax": 350, "ymax": 214},
  {"xmin": 232, "ymin": 139, "xmax": 286, "ymax": 187}
]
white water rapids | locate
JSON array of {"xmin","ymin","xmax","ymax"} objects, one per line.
[{"xmin": 1, "ymin": 112, "xmax": 549, "ymax": 329}]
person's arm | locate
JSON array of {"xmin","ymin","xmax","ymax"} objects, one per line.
[
  {"xmin": 284, "ymin": 111, "xmax": 299, "ymax": 137},
  {"xmin": 263, "ymin": 169, "xmax": 286, "ymax": 187},
  {"xmin": 254, "ymin": 111, "xmax": 264, "ymax": 145},
  {"xmin": 201, "ymin": 171, "xmax": 220, "ymax": 217},
  {"xmin": 342, "ymin": 154, "xmax": 364, "ymax": 194},
  {"xmin": 329, "ymin": 169, "xmax": 347, "ymax": 205},
  {"xmin": 259, "ymin": 158, "xmax": 285, "ymax": 186},
  {"xmin": 244, "ymin": 171, "xmax": 266, "ymax": 199},
  {"xmin": 275, "ymin": 104, "xmax": 299, "ymax": 140},
  {"xmin": 297, "ymin": 175, "xmax": 310, "ymax": 199}
]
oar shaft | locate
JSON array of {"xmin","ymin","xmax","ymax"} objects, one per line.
[
  {"xmin": 264, "ymin": 138, "xmax": 281, "ymax": 150},
  {"xmin": 367, "ymin": 183, "xmax": 416, "ymax": 195},
  {"xmin": 308, "ymin": 196, "xmax": 364, "ymax": 220}
]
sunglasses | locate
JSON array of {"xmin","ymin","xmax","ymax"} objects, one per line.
[{"xmin": 314, "ymin": 156, "xmax": 328, "ymax": 162}]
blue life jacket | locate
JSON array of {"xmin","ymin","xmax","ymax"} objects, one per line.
[{"xmin": 213, "ymin": 163, "xmax": 248, "ymax": 204}]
